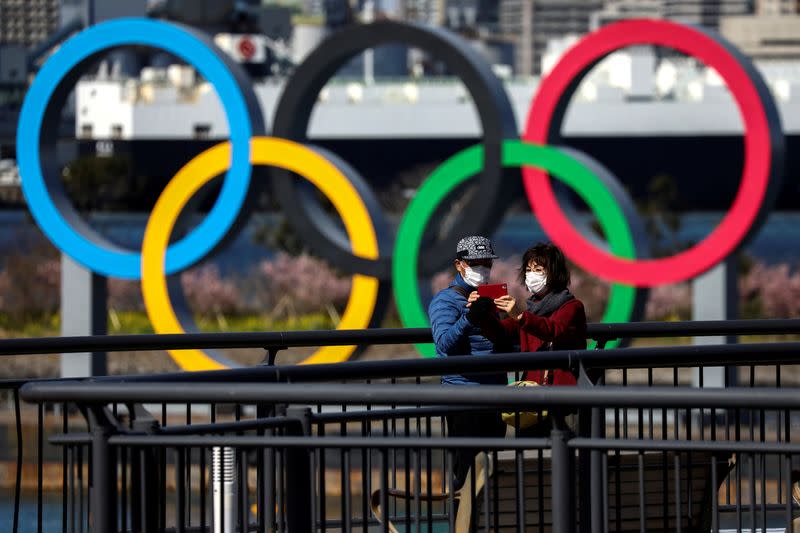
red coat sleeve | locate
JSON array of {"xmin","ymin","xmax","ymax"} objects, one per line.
[
  {"xmin": 517, "ymin": 299, "xmax": 586, "ymax": 345},
  {"xmin": 476, "ymin": 312, "xmax": 520, "ymax": 350}
]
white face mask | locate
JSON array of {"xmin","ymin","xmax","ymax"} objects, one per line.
[
  {"xmin": 462, "ymin": 265, "xmax": 491, "ymax": 287},
  {"xmin": 525, "ymin": 271, "xmax": 547, "ymax": 294}
]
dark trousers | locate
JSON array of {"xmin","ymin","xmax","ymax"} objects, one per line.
[{"xmin": 446, "ymin": 410, "xmax": 506, "ymax": 490}]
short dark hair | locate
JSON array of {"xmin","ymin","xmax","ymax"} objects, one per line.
[{"xmin": 518, "ymin": 242, "xmax": 570, "ymax": 292}]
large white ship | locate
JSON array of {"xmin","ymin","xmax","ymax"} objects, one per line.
[{"xmin": 74, "ymin": 47, "xmax": 800, "ymax": 141}]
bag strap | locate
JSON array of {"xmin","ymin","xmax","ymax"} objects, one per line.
[
  {"xmin": 450, "ymin": 285, "xmax": 471, "ymax": 299},
  {"xmin": 543, "ymin": 342, "xmax": 554, "ymax": 384}
]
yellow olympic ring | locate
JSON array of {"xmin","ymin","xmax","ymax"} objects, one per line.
[{"xmin": 142, "ymin": 137, "xmax": 381, "ymax": 371}]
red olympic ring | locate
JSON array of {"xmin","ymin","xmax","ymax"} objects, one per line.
[{"xmin": 523, "ymin": 19, "xmax": 781, "ymax": 287}]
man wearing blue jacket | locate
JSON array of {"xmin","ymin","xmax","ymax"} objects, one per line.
[{"xmin": 428, "ymin": 235, "xmax": 508, "ymax": 489}]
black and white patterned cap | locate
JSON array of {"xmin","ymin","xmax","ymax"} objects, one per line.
[{"xmin": 455, "ymin": 235, "xmax": 499, "ymax": 261}]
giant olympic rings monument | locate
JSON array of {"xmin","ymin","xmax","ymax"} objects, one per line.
[{"xmin": 14, "ymin": 18, "xmax": 784, "ymax": 376}]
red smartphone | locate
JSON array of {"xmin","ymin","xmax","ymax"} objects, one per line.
[{"xmin": 477, "ymin": 283, "xmax": 508, "ymax": 300}]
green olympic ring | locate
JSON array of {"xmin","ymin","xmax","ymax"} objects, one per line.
[{"xmin": 393, "ymin": 140, "xmax": 638, "ymax": 355}]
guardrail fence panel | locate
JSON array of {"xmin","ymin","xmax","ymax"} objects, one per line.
[{"xmin": 5, "ymin": 318, "xmax": 800, "ymax": 532}]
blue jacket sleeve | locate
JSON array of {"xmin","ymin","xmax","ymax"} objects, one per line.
[{"xmin": 429, "ymin": 296, "xmax": 472, "ymax": 355}]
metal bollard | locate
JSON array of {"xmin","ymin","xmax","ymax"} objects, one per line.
[{"xmin": 212, "ymin": 447, "xmax": 237, "ymax": 533}]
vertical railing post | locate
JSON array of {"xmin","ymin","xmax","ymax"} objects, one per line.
[
  {"xmin": 138, "ymin": 447, "xmax": 160, "ymax": 533},
  {"xmin": 578, "ymin": 361, "xmax": 604, "ymax": 533},
  {"xmin": 257, "ymin": 353, "xmax": 281, "ymax": 532},
  {"xmin": 285, "ymin": 406, "xmax": 312, "ymax": 533},
  {"xmin": 551, "ymin": 420, "xmax": 575, "ymax": 533},
  {"xmin": 257, "ymin": 402, "xmax": 276, "ymax": 533},
  {"xmin": 87, "ymin": 407, "xmax": 117, "ymax": 533},
  {"xmin": 130, "ymin": 448, "xmax": 141, "ymax": 533},
  {"xmin": 129, "ymin": 404, "xmax": 159, "ymax": 533},
  {"xmin": 12, "ymin": 389, "xmax": 22, "ymax": 533},
  {"xmin": 590, "ymin": 374, "xmax": 605, "ymax": 533}
]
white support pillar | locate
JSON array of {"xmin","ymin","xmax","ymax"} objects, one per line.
[
  {"xmin": 691, "ymin": 257, "xmax": 738, "ymax": 388},
  {"xmin": 60, "ymin": 253, "xmax": 107, "ymax": 378}
]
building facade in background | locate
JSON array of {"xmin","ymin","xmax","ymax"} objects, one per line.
[
  {"xmin": 0, "ymin": 0, "xmax": 60, "ymax": 47},
  {"xmin": 499, "ymin": 0, "xmax": 603, "ymax": 76},
  {"xmin": 590, "ymin": 0, "xmax": 664, "ymax": 28},
  {"xmin": 756, "ymin": 0, "xmax": 800, "ymax": 14},
  {"xmin": 721, "ymin": 9, "xmax": 800, "ymax": 60},
  {"xmin": 401, "ymin": 0, "xmax": 445, "ymax": 25},
  {"xmin": 498, "ymin": 0, "xmax": 760, "ymax": 75},
  {"xmin": 662, "ymin": 0, "xmax": 752, "ymax": 29}
]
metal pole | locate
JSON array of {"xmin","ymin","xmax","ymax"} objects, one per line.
[
  {"xmin": 89, "ymin": 408, "xmax": 116, "ymax": 533},
  {"xmin": 130, "ymin": 405, "xmax": 159, "ymax": 533},
  {"xmin": 212, "ymin": 447, "xmax": 237, "ymax": 533},
  {"xmin": 285, "ymin": 407, "xmax": 312, "ymax": 533},
  {"xmin": 130, "ymin": 448, "xmax": 141, "ymax": 533},
  {"xmin": 551, "ymin": 426, "xmax": 574, "ymax": 533},
  {"xmin": 591, "ymin": 375, "xmax": 606, "ymax": 532},
  {"xmin": 257, "ymin": 403, "xmax": 276, "ymax": 533},
  {"xmin": 578, "ymin": 363, "xmax": 603, "ymax": 532}
]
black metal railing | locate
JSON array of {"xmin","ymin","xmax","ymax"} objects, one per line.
[
  {"xmin": 5, "ymin": 317, "xmax": 800, "ymax": 533},
  {"xmin": 19, "ymin": 382, "xmax": 800, "ymax": 533},
  {"xmin": 2, "ymin": 317, "xmax": 800, "ymax": 357}
]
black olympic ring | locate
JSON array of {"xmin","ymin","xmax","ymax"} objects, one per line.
[{"xmin": 271, "ymin": 20, "xmax": 519, "ymax": 279}]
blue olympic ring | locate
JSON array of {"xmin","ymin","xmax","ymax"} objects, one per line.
[{"xmin": 17, "ymin": 18, "xmax": 256, "ymax": 279}]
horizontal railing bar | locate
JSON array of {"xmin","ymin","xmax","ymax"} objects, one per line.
[
  {"xmin": 108, "ymin": 435, "xmax": 550, "ymax": 449},
  {"xmin": 49, "ymin": 433, "xmax": 91, "ymax": 445},
  {"xmin": 21, "ymin": 382, "xmax": 800, "ymax": 409},
  {"xmin": 719, "ymin": 504, "xmax": 800, "ymax": 512},
  {"xmin": 152, "ymin": 527, "xmax": 214, "ymax": 533},
  {"xmin": 586, "ymin": 318, "xmax": 800, "ymax": 339},
  {"xmin": 157, "ymin": 416, "xmax": 297, "ymax": 435},
  {"xmin": 6, "ymin": 339, "xmax": 800, "ymax": 390},
  {"xmin": 321, "ymin": 517, "xmax": 449, "ymax": 529},
  {"xmin": 569, "ymin": 438, "xmax": 800, "ymax": 454},
  {"xmin": 310, "ymin": 405, "xmax": 497, "ymax": 423},
  {"xmin": 100, "ymin": 433, "xmax": 800, "ymax": 453},
  {"xmin": 0, "ymin": 328, "xmax": 430, "ymax": 356},
  {"xmin": 0, "ymin": 375, "xmax": 107, "ymax": 388},
  {"xmin": 95, "ymin": 341, "xmax": 800, "ymax": 384},
  {"xmin": 1, "ymin": 318, "xmax": 799, "ymax": 356}
]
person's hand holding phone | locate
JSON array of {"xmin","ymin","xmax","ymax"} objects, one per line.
[
  {"xmin": 466, "ymin": 291, "xmax": 480, "ymax": 307},
  {"xmin": 466, "ymin": 294, "xmax": 495, "ymax": 324},
  {"xmin": 495, "ymin": 295, "xmax": 526, "ymax": 320}
]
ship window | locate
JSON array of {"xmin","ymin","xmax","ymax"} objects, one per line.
[{"xmin": 194, "ymin": 124, "xmax": 211, "ymax": 139}]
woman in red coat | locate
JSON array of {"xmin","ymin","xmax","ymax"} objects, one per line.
[{"xmin": 468, "ymin": 242, "xmax": 587, "ymax": 386}]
